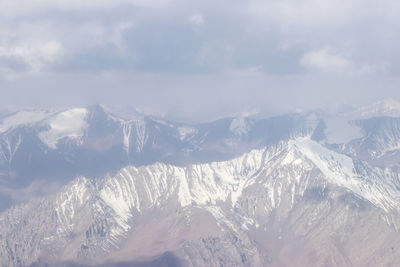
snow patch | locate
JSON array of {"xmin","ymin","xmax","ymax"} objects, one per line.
[
  {"xmin": 177, "ymin": 126, "xmax": 198, "ymax": 140},
  {"xmin": 132, "ymin": 119, "xmax": 147, "ymax": 152},
  {"xmin": 230, "ymin": 117, "xmax": 251, "ymax": 136},
  {"xmin": 39, "ymin": 108, "xmax": 88, "ymax": 149},
  {"xmin": 177, "ymin": 169, "xmax": 192, "ymax": 206},
  {"xmin": 292, "ymin": 137, "xmax": 400, "ymax": 211},
  {"xmin": 0, "ymin": 110, "xmax": 52, "ymax": 133},
  {"xmin": 292, "ymin": 137, "xmax": 355, "ymax": 181},
  {"xmin": 122, "ymin": 123, "xmax": 132, "ymax": 154}
]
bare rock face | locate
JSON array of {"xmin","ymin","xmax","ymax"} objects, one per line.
[{"xmin": 1, "ymin": 136, "xmax": 400, "ymax": 267}]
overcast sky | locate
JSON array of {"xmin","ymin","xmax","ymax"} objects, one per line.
[{"xmin": 1, "ymin": 0, "xmax": 400, "ymax": 121}]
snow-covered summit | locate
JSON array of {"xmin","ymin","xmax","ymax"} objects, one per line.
[
  {"xmin": 0, "ymin": 110, "xmax": 55, "ymax": 133},
  {"xmin": 38, "ymin": 108, "xmax": 89, "ymax": 149}
]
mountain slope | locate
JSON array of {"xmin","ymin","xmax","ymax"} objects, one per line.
[
  {"xmin": 0, "ymin": 105, "xmax": 317, "ymax": 211},
  {"xmin": 1, "ymin": 138, "xmax": 400, "ymax": 266}
]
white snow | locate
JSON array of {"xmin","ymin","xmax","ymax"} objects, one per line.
[
  {"xmin": 177, "ymin": 126, "xmax": 198, "ymax": 140},
  {"xmin": 99, "ymin": 181, "xmax": 131, "ymax": 231},
  {"xmin": 5, "ymin": 134, "xmax": 400, "ymax": 259},
  {"xmin": 132, "ymin": 119, "xmax": 147, "ymax": 152},
  {"xmin": 122, "ymin": 123, "xmax": 132, "ymax": 154},
  {"xmin": 153, "ymin": 119, "xmax": 173, "ymax": 127},
  {"xmin": 54, "ymin": 177, "xmax": 92, "ymax": 235},
  {"xmin": 177, "ymin": 168, "xmax": 193, "ymax": 206},
  {"xmin": 292, "ymin": 137, "xmax": 400, "ymax": 211},
  {"xmin": 281, "ymin": 148, "xmax": 304, "ymax": 165},
  {"xmin": 0, "ymin": 110, "xmax": 52, "ymax": 133},
  {"xmin": 292, "ymin": 137, "xmax": 356, "ymax": 181},
  {"xmin": 38, "ymin": 108, "xmax": 88, "ymax": 149},
  {"xmin": 230, "ymin": 117, "xmax": 251, "ymax": 136},
  {"xmin": 203, "ymin": 206, "xmax": 240, "ymax": 234},
  {"xmin": 184, "ymin": 147, "xmax": 266, "ymax": 207}
]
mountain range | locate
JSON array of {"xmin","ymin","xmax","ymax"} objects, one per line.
[{"xmin": 1, "ymin": 100, "xmax": 400, "ymax": 266}]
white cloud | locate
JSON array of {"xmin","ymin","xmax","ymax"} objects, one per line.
[
  {"xmin": 0, "ymin": 41, "xmax": 62, "ymax": 72},
  {"xmin": 300, "ymin": 49, "xmax": 375, "ymax": 75},
  {"xmin": 0, "ymin": 0, "xmax": 397, "ymax": 76}
]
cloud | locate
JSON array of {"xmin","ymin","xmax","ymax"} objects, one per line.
[
  {"xmin": 0, "ymin": 41, "xmax": 61, "ymax": 71},
  {"xmin": 0, "ymin": 0, "xmax": 399, "ymax": 119},
  {"xmin": 0, "ymin": 0, "xmax": 397, "ymax": 76},
  {"xmin": 300, "ymin": 49, "xmax": 375, "ymax": 75},
  {"xmin": 0, "ymin": 41, "xmax": 62, "ymax": 79}
]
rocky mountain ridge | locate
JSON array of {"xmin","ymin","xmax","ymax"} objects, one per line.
[{"xmin": 1, "ymin": 137, "xmax": 400, "ymax": 266}]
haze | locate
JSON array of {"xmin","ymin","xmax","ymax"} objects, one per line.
[{"xmin": 1, "ymin": 0, "xmax": 400, "ymax": 121}]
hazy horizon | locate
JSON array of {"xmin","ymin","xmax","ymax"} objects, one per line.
[{"xmin": 1, "ymin": 0, "xmax": 400, "ymax": 121}]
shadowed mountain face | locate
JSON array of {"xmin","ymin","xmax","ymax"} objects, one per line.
[
  {"xmin": 30, "ymin": 252, "xmax": 182, "ymax": 267},
  {"xmin": 1, "ymin": 104, "xmax": 400, "ymax": 266},
  {"xmin": 97, "ymin": 252, "xmax": 182, "ymax": 267}
]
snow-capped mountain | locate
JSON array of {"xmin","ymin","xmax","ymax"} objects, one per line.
[
  {"xmin": 0, "ymin": 105, "xmax": 315, "ymax": 211},
  {"xmin": 1, "ymin": 137, "xmax": 400, "ymax": 266},
  {"xmin": 1, "ymin": 102, "xmax": 400, "ymax": 266}
]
